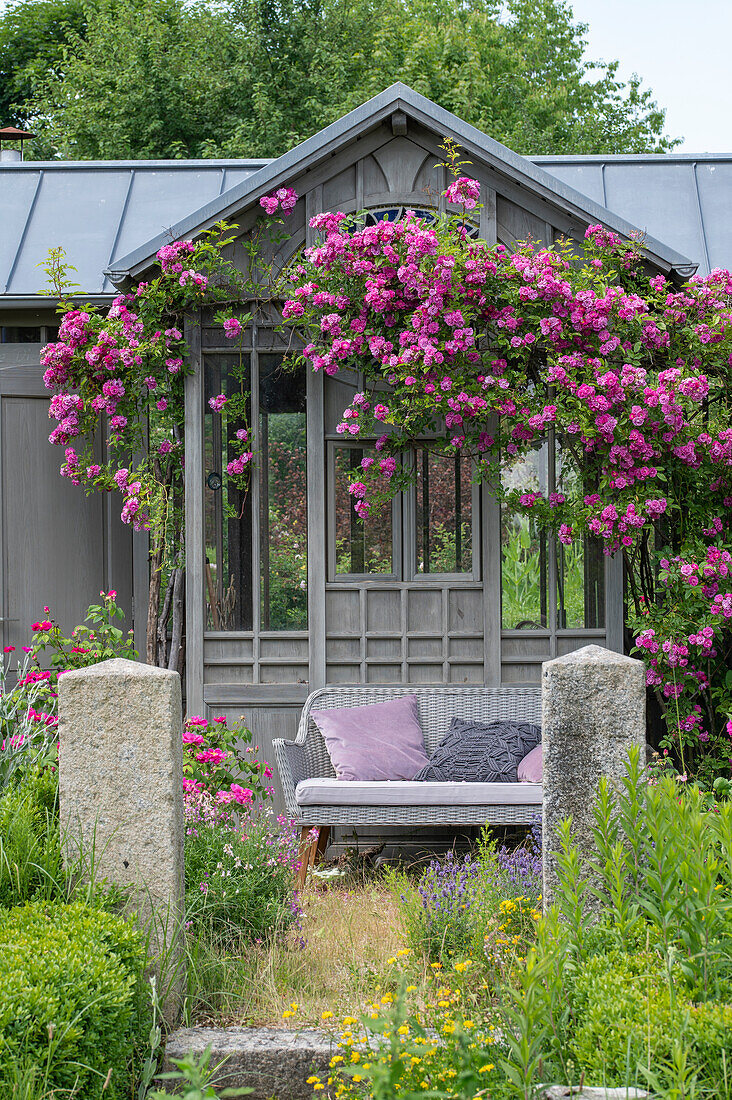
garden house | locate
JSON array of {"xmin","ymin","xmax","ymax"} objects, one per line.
[{"xmin": 1, "ymin": 84, "xmax": 730, "ymax": 813}]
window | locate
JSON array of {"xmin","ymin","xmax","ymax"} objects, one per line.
[
  {"xmin": 1, "ymin": 325, "xmax": 42, "ymax": 343},
  {"xmin": 204, "ymin": 336, "xmax": 307, "ymax": 632},
  {"xmin": 204, "ymin": 353, "xmax": 252, "ymax": 630},
  {"xmin": 500, "ymin": 441, "xmax": 605, "ymax": 631},
  {"xmin": 332, "ymin": 445, "xmax": 395, "ymax": 576},
  {"xmin": 259, "ymin": 354, "xmax": 307, "ymax": 630},
  {"xmin": 415, "ymin": 448, "xmax": 473, "ymax": 574},
  {"xmin": 328, "ymin": 443, "xmax": 476, "ymax": 580}
]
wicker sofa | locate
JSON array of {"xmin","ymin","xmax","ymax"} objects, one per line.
[{"xmin": 273, "ymin": 683, "xmax": 542, "ymax": 884}]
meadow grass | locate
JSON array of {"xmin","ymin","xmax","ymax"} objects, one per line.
[{"xmin": 184, "ymin": 880, "xmax": 430, "ymax": 1028}]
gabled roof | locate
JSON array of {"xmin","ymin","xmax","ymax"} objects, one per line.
[
  {"xmin": 106, "ymin": 83, "xmax": 695, "ymax": 285},
  {"xmin": 4, "ymin": 89, "xmax": 732, "ymax": 304}
]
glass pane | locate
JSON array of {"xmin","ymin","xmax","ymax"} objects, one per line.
[
  {"xmin": 501, "ymin": 446, "xmax": 549, "ymax": 629},
  {"xmin": 259, "ymin": 355, "xmax": 307, "ymax": 630},
  {"xmin": 554, "ymin": 443, "xmax": 605, "ymax": 629},
  {"xmin": 204, "ymin": 353, "xmax": 252, "ymax": 630},
  {"xmin": 557, "ymin": 537, "xmax": 606, "ymax": 628},
  {"xmin": 415, "ymin": 449, "xmax": 473, "ymax": 574},
  {"xmin": 1, "ymin": 326, "xmax": 42, "ymax": 343},
  {"xmin": 334, "ymin": 448, "xmax": 393, "ymax": 574}
]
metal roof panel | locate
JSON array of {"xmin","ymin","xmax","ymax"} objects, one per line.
[
  {"xmin": 530, "ymin": 161, "xmax": 606, "ymax": 207},
  {"xmin": 0, "ymin": 161, "xmax": 265, "ymax": 298},
  {"xmin": 107, "ymin": 166, "xmax": 260, "ymax": 276},
  {"xmin": 694, "ymin": 161, "xmax": 732, "ymax": 272},
  {"xmin": 602, "ymin": 161, "xmax": 705, "ymax": 273},
  {"xmin": 0, "ymin": 168, "xmax": 43, "ymax": 294},
  {"xmin": 7, "ymin": 168, "xmax": 132, "ymax": 296}
]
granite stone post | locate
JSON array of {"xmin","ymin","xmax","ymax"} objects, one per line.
[
  {"xmin": 542, "ymin": 644, "xmax": 645, "ymax": 910},
  {"xmin": 58, "ymin": 658, "xmax": 185, "ymax": 1023}
]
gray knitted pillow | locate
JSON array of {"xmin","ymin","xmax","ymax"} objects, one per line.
[{"xmin": 413, "ymin": 718, "xmax": 541, "ymax": 783}]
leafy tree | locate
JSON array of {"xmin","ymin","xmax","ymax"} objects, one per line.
[
  {"xmin": 0, "ymin": 0, "xmax": 86, "ymax": 130},
  {"xmin": 17, "ymin": 0, "xmax": 677, "ymax": 159}
]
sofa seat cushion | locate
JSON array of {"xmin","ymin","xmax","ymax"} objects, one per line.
[{"xmin": 295, "ymin": 778, "xmax": 542, "ymax": 807}]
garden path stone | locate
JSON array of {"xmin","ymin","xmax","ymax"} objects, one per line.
[
  {"xmin": 58, "ymin": 657, "xmax": 185, "ymax": 1024},
  {"xmin": 541, "ymin": 644, "xmax": 645, "ymax": 910},
  {"xmin": 163, "ymin": 1026, "xmax": 335, "ymax": 1099}
]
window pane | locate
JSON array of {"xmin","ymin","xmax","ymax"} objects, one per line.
[
  {"xmin": 557, "ymin": 537, "xmax": 606, "ymax": 628},
  {"xmin": 554, "ymin": 444, "xmax": 605, "ymax": 629},
  {"xmin": 415, "ymin": 449, "xmax": 473, "ymax": 574},
  {"xmin": 334, "ymin": 447, "xmax": 393, "ymax": 574},
  {"xmin": 501, "ymin": 447, "xmax": 548, "ymax": 629},
  {"xmin": 259, "ymin": 355, "xmax": 307, "ymax": 630},
  {"xmin": 204, "ymin": 353, "xmax": 252, "ymax": 630},
  {"xmin": 1, "ymin": 326, "xmax": 41, "ymax": 343}
]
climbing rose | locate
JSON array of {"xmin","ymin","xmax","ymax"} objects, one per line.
[{"xmin": 444, "ymin": 177, "xmax": 481, "ymax": 209}]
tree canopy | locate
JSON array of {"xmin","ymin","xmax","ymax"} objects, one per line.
[{"xmin": 1, "ymin": 0, "xmax": 679, "ymax": 159}]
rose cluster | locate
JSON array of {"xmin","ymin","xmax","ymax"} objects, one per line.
[{"xmin": 282, "ymin": 180, "xmax": 732, "ymax": 770}]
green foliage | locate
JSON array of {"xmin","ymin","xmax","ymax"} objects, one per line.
[
  {"xmin": 12, "ymin": 0, "xmax": 676, "ymax": 159},
  {"xmin": 0, "ymin": 767, "xmax": 61, "ymax": 909},
  {"xmin": 0, "ymin": 0, "xmax": 85, "ymax": 130},
  {"xmin": 0, "ymin": 593, "xmax": 137, "ymax": 792},
  {"xmin": 334, "ymin": 757, "xmax": 732, "ymax": 1098},
  {"xmin": 30, "ymin": 590, "xmax": 138, "ymax": 670},
  {"xmin": 0, "ymin": 900, "xmax": 147, "ymax": 1099},
  {"xmin": 568, "ymin": 950, "xmax": 677, "ymax": 1086},
  {"xmin": 148, "ymin": 1045, "xmax": 252, "ymax": 1098}
]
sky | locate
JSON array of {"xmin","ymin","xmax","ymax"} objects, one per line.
[{"xmin": 569, "ymin": 0, "xmax": 732, "ymax": 154}]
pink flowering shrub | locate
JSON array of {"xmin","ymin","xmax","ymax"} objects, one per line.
[
  {"xmin": 282, "ymin": 180, "xmax": 732, "ymax": 779},
  {"xmin": 184, "ymin": 793, "xmax": 302, "ymax": 942},
  {"xmin": 182, "ymin": 713, "xmax": 274, "ymax": 808},
  {"xmin": 259, "ymin": 187, "xmax": 298, "ymax": 217},
  {"xmin": 40, "ymin": 229, "xmax": 253, "ymax": 540}
]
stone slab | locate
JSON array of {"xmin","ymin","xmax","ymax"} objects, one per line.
[
  {"xmin": 542, "ymin": 644, "xmax": 645, "ymax": 909},
  {"xmin": 163, "ymin": 1026, "xmax": 335, "ymax": 1099},
  {"xmin": 58, "ymin": 657, "xmax": 185, "ymax": 1022}
]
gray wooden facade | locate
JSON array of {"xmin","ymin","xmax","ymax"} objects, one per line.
[
  {"xmin": 2, "ymin": 84, "xmax": 724, "ymax": 824},
  {"xmin": 150, "ymin": 89, "xmax": 653, "ymax": 788}
]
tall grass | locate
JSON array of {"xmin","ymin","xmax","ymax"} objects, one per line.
[{"xmin": 183, "ymin": 885, "xmax": 410, "ymax": 1027}]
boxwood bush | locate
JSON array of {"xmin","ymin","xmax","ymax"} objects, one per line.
[{"xmin": 0, "ymin": 900, "xmax": 147, "ymax": 1097}]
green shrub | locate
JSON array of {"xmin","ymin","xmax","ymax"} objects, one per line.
[
  {"xmin": 0, "ymin": 900, "xmax": 147, "ymax": 1098},
  {"xmin": 568, "ymin": 950, "xmax": 677, "ymax": 1085},
  {"xmin": 0, "ymin": 768, "xmax": 61, "ymax": 908}
]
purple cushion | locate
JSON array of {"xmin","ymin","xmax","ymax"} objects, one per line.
[
  {"xmin": 517, "ymin": 743, "xmax": 542, "ymax": 783},
  {"xmin": 310, "ymin": 695, "xmax": 430, "ymax": 782}
]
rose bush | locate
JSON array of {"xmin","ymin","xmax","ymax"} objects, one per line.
[
  {"xmin": 45, "ymin": 177, "xmax": 732, "ymax": 779},
  {"xmin": 282, "ymin": 186, "xmax": 732, "ymax": 779}
]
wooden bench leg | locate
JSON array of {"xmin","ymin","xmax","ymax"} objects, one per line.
[
  {"xmin": 297, "ymin": 825, "xmax": 331, "ymax": 889},
  {"xmin": 315, "ymin": 825, "xmax": 331, "ymax": 865},
  {"xmin": 298, "ymin": 826, "xmax": 319, "ymax": 889}
]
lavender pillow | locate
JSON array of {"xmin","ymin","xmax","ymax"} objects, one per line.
[
  {"xmin": 517, "ymin": 743, "xmax": 542, "ymax": 783},
  {"xmin": 311, "ymin": 695, "xmax": 430, "ymax": 782}
]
